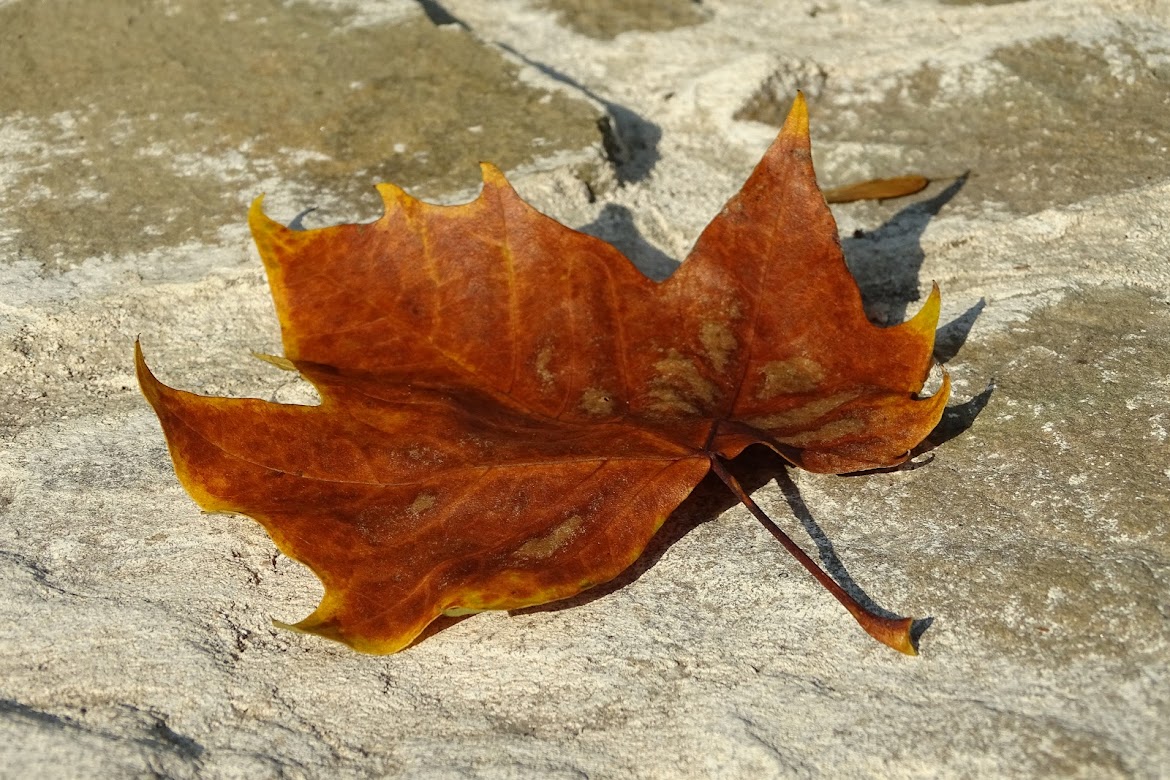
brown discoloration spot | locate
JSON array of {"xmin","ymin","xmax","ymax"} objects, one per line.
[
  {"xmin": 406, "ymin": 447, "xmax": 443, "ymax": 465},
  {"xmin": 514, "ymin": 515, "xmax": 585, "ymax": 560},
  {"xmin": 535, "ymin": 345, "xmax": 555, "ymax": 388},
  {"xmin": 745, "ymin": 390, "xmax": 861, "ymax": 430},
  {"xmin": 406, "ymin": 493, "xmax": 436, "ymax": 518},
  {"xmin": 779, "ymin": 416, "xmax": 867, "ymax": 447},
  {"xmin": 700, "ymin": 321, "xmax": 737, "ymax": 373},
  {"xmin": 757, "ymin": 356, "xmax": 826, "ymax": 398},
  {"xmin": 580, "ymin": 387, "xmax": 615, "ymax": 417},
  {"xmin": 648, "ymin": 350, "xmax": 718, "ymax": 415},
  {"xmin": 646, "ymin": 389, "xmax": 698, "ymax": 416}
]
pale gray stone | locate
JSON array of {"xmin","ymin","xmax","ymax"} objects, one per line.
[{"xmin": 2, "ymin": 0, "xmax": 1168, "ymax": 778}]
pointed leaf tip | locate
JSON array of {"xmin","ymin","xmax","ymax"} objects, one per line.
[
  {"xmin": 479, "ymin": 161, "xmax": 509, "ymax": 188},
  {"xmin": 246, "ymin": 192, "xmax": 315, "ymax": 280},
  {"xmin": 134, "ymin": 339, "xmax": 163, "ymax": 407},
  {"xmin": 782, "ymin": 92, "xmax": 810, "ymax": 139},
  {"xmin": 247, "ymin": 193, "xmax": 267, "ymax": 224},
  {"xmin": 907, "ymin": 282, "xmax": 943, "ymax": 342},
  {"xmin": 247, "ymin": 193, "xmax": 285, "ymax": 243},
  {"xmin": 133, "ymin": 338, "xmax": 145, "ymax": 380},
  {"xmin": 858, "ymin": 614, "xmax": 918, "ymax": 655},
  {"xmin": 375, "ymin": 182, "xmax": 410, "ymax": 211}
]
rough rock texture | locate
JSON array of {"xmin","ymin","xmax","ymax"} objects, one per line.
[{"xmin": 2, "ymin": 0, "xmax": 1168, "ymax": 777}]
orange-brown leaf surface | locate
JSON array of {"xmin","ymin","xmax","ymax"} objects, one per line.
[
  {"xmin": 138, "ymin": 95, "xmax": 949, "ymax": 654},
  {"xmin": 824, "ymin": 174, "xmax": 931, "ymax": 203}
]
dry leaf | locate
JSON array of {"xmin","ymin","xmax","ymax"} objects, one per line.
[
  {"xmin": 824, "ymin": 174, "xmax": 930, "ymax": 203},
  {"xmin": 138, "ymin": 95, "xmax": 948, "ymax": 655}
]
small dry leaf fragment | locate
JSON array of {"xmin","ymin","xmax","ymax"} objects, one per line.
[
  {"xmin": 138, "ymin": 94, "xmax": 949, "ymax": 655},
  {"xmin": 824, "ymin": 174, "xmax": 931, "ymax": 203}
]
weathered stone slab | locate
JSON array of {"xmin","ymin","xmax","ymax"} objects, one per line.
[
  {"xmin": 0, "ymin": 0, "xmax": 603, "ymax": 271},
  {"xmin": 537, "ymin": 0, "xmax": 708, "ymax": 40},
  {"xmin": 2, "ymin": 0, "xmax": 1168, "ymax": 777}
]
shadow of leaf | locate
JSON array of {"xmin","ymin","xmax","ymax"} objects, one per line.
[
  {"xmin": 411, "ymin": 0, "xmax": 662, "ymax": 184},
  {"xmin": 842, "ymin": 173, "xmax": 969, "ymax": 324},
  {"xmin": 577, "ymin": 203, "xmax": 680, "ymax": 281},
  {"xmin": 925, "ymin": 381, "xmax": 995, "ymax": 450},
  {"xmin": 935, "ymin": 298, "xmax": 986, "ymax": 364},
  {"xmin": 493, "ymin": 45, "xmax": 661, "ymax": 185},
  {"xmin": 773, "ymin": 467, "xmax": 917, "ymax": 623},
  {"xmin": 510, "ymin": 448, "xmax": 783, "ymax": 617}
]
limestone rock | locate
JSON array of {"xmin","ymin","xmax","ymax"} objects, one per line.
[{"xmin": 2, "ymin": 0, "xmax": 1168, "ymax": 777}]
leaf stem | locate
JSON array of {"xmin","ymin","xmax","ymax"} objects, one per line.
[{"xmin": 708, "ymin": 456, "xmax": 918, "ymax": 655}]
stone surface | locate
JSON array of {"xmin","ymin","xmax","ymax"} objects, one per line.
[
  {"xmin": 537, "ymin": 0, "xmax": 708, "ymax": 39},
  {"xmin": 0, "ymin": 0, "xmax": 603, "ymax": 271},
  {"xmin": 2, "ymin": 0, "xmax": 1169, "ymax": 778}
]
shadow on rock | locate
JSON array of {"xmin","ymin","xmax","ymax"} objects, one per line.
[
  {"xmin": 773, "ymin": 467, "xmax": 919, "ymax": 626},
  {"xmin": 839, "ymin": 174, "xmax": 991, "ymax": 450},
  {"xmin": 578, "ymin": 203, "xmax": 679, "ymax": 281},
  {"xmin": 842, "ymin": 173, "xmax": 969, "ymax": 325},
  {"xmin": 413, "ymin": 0, "xmax": 661, "ymax": 184},
  {"xmin": 935, "ymin": 297, "xmax": 986, "ymax": 364},
  {"xmin": 509, "ymin": 446, "xmax": 929, "ymax": 649},
  {"xmin": 926, "ymin": 380, "xmax": 995, "ymax": 451}
]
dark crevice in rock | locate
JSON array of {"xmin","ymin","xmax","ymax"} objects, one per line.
[
  {"xmin": 412, "ymin": 1, "xmax": 661, "ymax": 184},
  {"xmin": 0, "ymin": 549, "xmax": 88, "ymax": 599},
  {"xmin": 0, "ymin": 698, "xmax": 76, "ymax": 730},
  {"xmin": 0, "ymin": 699, "xmax": 205, "ymax": 766},
  {"xmin": 493, "ymin": 41, "xmax": 662, "ymax": 184},
  {"xmin": 147, "ymin": 716, "xmax": 205, "ymax": 762}
]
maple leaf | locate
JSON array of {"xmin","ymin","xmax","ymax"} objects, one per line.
[{"xmin": 137, "ymin": 95, "xmax": 949, "ymax": 655}]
